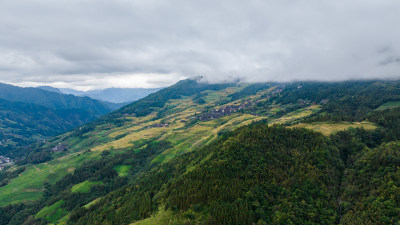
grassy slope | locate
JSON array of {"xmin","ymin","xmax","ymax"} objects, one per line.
[
  {"xmin": 35, "ymin": 200, "xmax": 68, "ymax": 223},
  {"xmin": 375, "ymin": 101, "xmax": 400, "ymax": 110},
  {"xmin": 131, "ymin": 207, "xmax": 181, "ymax": 225},
  {"xmin": 114, "ymin": 165, "xmax": 132, "ymax": 177},
  {"xmin": 0, "ymin": 152, "xmax": 94, "ymax": 206},
  {"xmin": 71, "ymin": 181, "xmax": 104, "ymax": 193},
  {"xmin": 291, "ymin": 121, "xmax": 377, "ymax": 135}
]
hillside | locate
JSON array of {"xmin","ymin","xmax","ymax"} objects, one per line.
[
  {"xmin": 0, "ymin": 99, "xmax": 106, "ymax": 154},
  {"xmin": 72, "ymin": 125, "xmax": 343, "ymax": 224},
  {"xmin": 1, "ymin": 80, "xmax": 400, "ymax": 224},
  {"xmin": 0, "ymin": 83, "xmax": 110, "ymax": 113},
  {"xmin": 0, "ymin": 83, "xmax": 114, "ymax": 152},
  {"xmin": 37, "ymin": 86, "xmax": 128, "ymax": 110},
  {"xmin": 36, "ymin": 86, "xmax": 63, "ymax": 94}
]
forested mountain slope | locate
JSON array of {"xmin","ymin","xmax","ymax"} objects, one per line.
[
  {"xmin": 1, "ymin": 80, "xmax": 400, "ymax": 224},
  {"xmin": 0, "ymin": 83, "xmax": 110, "ymax": 113},
  {"xmin": 0, "ymin": 99, "xmax": 101, "ymax": 153},
  {"xmin": 73, "ymin": 125, "xmax": 343, "ymax": 225},
  {"xmin": 37, "ymin": 86, "xmax": 130, "ymax": 110},
  {"xmin": 0, "ymin": 83, "xmax": 113, "ymax": 151}
]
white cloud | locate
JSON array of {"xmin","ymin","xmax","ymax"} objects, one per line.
[
  {"xmin": 4, "ymin": 73, "xmax": 185, "ymax": 90},
  {"xmin": 0, "ymin": 0, "xmax": 400, "ymax": 89}
]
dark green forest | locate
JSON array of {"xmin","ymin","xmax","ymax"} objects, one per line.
[
  {"xmin": 0, "ymin": 99, "xmax": 102, "ymax": 153},
  {"xmin": 66, "ymin": 123, "xmax": 400, "ymax": 225},
  {"xmin": 278, "ymin": 81, "xmax": 400, "ymax": 121}
]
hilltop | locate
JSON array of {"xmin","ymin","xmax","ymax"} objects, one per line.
[{"xmin": 0, "ymin": 79, "xmax": 400, "ymax": 224}]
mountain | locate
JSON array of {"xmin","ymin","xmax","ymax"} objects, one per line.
[
  {"xmin": 36, "ymin": 85, "xmax": 130, "ymax": 110},
  {"xmin": 36, "ymin": 86, "xmax": 63, "ymax": 94},
  {"xmin": 59, "ymin": 87, "xmax": 162, "ymax": 103},
  {"xmin": 1, "ymin": 80, "xmax": 400, "ymax": 224},
  {"xmin": 0, "ymin": 83, "xmax": 113, "ymax": 151},
  {"xmin": 0, "ymin": 83, "xmax": 110, "ymax": 114},
  {"xmin": 0, "ymin": 99, "xmax": 102, "ymax": 153},
  {"xmin": 57, "ymin": 88, "xmax": 85, "ymax": 96},
  {"xmin": 96, "ymin": 100, "xmax": 131, "ymax": 111}
]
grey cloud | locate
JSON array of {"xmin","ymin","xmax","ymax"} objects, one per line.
[{"xmin": 0, "ymin": 0, "xmax": 400, "ymax": 89}]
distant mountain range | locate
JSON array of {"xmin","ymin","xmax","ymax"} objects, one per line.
[
  {"xmin": 0, "ymin": 83, "xmax": 110, "ymax": 113},
  {"xmin": 37, "ymin": 86, "xmax": 63, "ymax": 94},
  {"xmin": 37, "ymin": 86, "xmax": 161, "ymax": 103},
  {"xmin": 0, "ymin": 83, "xmax": 114, "ymax": 151}
]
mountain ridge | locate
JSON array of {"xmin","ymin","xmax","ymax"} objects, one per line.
[
  {"xmin": 59, "ymin": 87, "xmax": 162, "ymax": 103},
  {"xmin": 1, "ymin": 79, "xmax": 400, "ymax": 224},
  {"xmin": 0, "ymin": 83, "xmax": 115, "ymax": 152},
  {"xmin": 0, "ymin": 83, "xmax": 110, "ymax": 113}
]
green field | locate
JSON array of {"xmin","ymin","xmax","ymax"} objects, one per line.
[
  {"xmin": 0, "ymin": 152, "xmax": 98, "ymax": 206},
  {"xmin": 291, "ymin": 121, "xmax": 377, "ymax": 135},
  {"xmin": 35, "ymin": 200, "xmax": 68, "ymax": 223},
  {"xmin": 83, "ymin": 197, "xmax": 102, "ymax": 209},
  {"xmin": 376, "ymin": 101, "xmax": 400, "ymax": 110},
  {"xmin": 132, "ymin": 207, "xmax": 187, "ymax": 225},
  {"xmin": 71, "ymin": 180, "xmax": 104, "ymax": 193},
  {"xmin": 114, "ymin": 165, "xmax": 132, "ymax": 176}
]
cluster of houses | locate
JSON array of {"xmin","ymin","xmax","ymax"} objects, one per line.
[
  {"xmin": 123, "ymin": 113, "xmax": 135, "ymax": 117},
  {"xmin": 260, "ymin": 88, "xmax": 283, "ymax": 101},
  {"xmin": 320, "ymin": 99, "xmax": 329, "ymax": 104},
  {"xmin": 194, "ymin": 101, "xmax": 257, "ymax": 121},
  {"xmin": 150, "ymin": 123, "xmax": 169, "ymax": 128},
  {"xmin": 298, "ymin": 99, "xmax": 311, "ymax": 105},
  {"xmin": 0, "ymin": 138, "xmax": 12, "ymax": 145},
  {"xmin": 298, "ymin": 99, "xmax": 329, "ymax": 106},
  {"xmin": 188, "ymin": 88, "xmax": 286, "ymax": 122},
  {"xmin": 271, "ymin": 88, "xmax": 283, "ymax": 95},
  {"xmin": 52, "ymin": 143, "xmax": 68, "ymax": 152},
  {"xmin": 0, "ymin": 156, "xmax": 12, "ymax": 170}
]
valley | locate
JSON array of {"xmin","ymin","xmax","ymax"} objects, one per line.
[
  {"xmin": 0, "ymin": 83, "xmax": 124, "ymax": 153},
  {"xmin": 0, "ymin": 80, "xmax": 399, "ymax": 224}
]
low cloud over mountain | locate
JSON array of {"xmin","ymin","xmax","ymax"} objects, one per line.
[{"xmin": 1, "ymin": 0, "xmax": 400, "ymax": 89}]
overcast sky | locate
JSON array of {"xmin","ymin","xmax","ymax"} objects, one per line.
[{"xmin": 1, "ymin": 0, "xmax": 400, "ymax": 90}]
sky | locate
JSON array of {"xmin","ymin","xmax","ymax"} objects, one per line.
[{"xmin": 0, "ymin": 0, "xmax": 400, "ymax": 90}]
